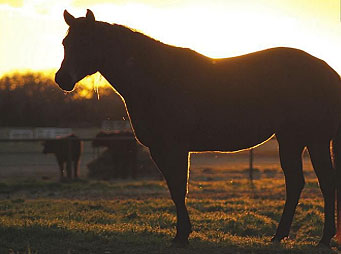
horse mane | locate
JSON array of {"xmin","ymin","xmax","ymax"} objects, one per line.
[
  {"xmin": 113, "ymin": 23, "xmax": 162, "ymax": 45},
  {"xmin": 66, "ymin": 19, "xmax": 163, "ymax": 48},
  {"xmin": 95, "ymin": 20, "xmax": 208, "ymax": 62},
  {"xmin": 93, "ymin": 21, "xmax": 167, "ymax": 50}
]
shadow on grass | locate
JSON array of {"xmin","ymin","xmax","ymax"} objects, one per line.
[{"xmin": 0, "ymin": 225, "xmax": 337, "ymax": 254}]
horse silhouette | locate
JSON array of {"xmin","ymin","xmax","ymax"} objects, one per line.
[{"xmin": 55, "ymin": 9, "xmax": 341, "ymax": 247}]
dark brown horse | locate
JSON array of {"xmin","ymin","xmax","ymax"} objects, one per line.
[{"xmin": 55, "ymin": 10, "xmax": 341, "ymax": 247}]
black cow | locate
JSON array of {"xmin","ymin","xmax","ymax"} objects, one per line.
[
  {"xmin": 42, "ymin": 134, "xmax": 82, "ymax": 180},
  {"xmin": 92, "ymin": 131, "xmax": 137, "ymax": 178}
]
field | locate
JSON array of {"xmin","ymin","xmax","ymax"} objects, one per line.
[{"xmin": 0, "ymin": 135, "xmax": 339, "ymax": 253}]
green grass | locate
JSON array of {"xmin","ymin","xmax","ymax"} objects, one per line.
[{"xmin": 0, "ymin": 174, "xmax": 339, "ymax": 254}]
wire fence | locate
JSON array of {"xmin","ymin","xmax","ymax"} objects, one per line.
[
  {"xmin": 0, "ymin": 137, "xmax": 276, "ymax": 179},
  {"xmin": 0, "ymin": 136, "xmax": 313, "ymax": 181}
]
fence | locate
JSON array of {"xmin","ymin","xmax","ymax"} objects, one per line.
[
  {"xmin": 0, "ymin": 135, "xmax": 166, "ymax": 179},
  {"xmin": 0, "ymin": 136, "xmax": 285, "ymax": 180}
]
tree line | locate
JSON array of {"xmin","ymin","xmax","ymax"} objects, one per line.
[{"xmin": 0, "ymin": 72, "xmax": 127, "ymax": 127}]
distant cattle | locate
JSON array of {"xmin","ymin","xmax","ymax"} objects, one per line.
[
  {"xmin": 92, "ymin": 131, "xmax": 137, "ymax": 178},
  {"xmin": 42, "ymin": 134, "xmax": 82, "ymax": 180}
]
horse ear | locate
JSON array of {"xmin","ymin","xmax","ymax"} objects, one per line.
[
  {"xmin": 64, "ymin": 10, "xmax": 75, "ymax": 26},
  {"xmin": 86, "ymin": 9, "xmax": 95, "ymax": 22}
]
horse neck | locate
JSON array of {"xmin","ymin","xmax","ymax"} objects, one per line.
[{"xmin": 98, "ymin": 26, "xmax": 165, "ymax": 99}]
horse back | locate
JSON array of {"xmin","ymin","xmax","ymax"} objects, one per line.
[{"xmin": 127, "ymin": 47, "xmax": 341, "ymax": 151}]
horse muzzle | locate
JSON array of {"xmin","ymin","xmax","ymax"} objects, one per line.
[{"xmin": 55, "ymin": 70, "xmax": 75, "ymax": 92}]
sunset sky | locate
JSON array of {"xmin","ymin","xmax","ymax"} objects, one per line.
[{"xmin": 1, "ymin": 0, "xmax": 341, "ymax": 76}]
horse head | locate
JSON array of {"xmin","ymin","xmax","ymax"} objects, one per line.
[{"xmin": 55, "ymin": 9, "xmax": 100, "ymax": 91}]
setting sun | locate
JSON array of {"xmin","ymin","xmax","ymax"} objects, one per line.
[{"xmin": 1, "ymin": 0, "xmax": 340, "ymax": 78}]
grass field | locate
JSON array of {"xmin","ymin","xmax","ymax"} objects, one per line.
[
  {"xmin": 0, "ymin": 131, "xmax": 338, "ymax": 253},
  {"xmin": 0, "ymin": 168, "xmax": 339, "ymax": 254}
]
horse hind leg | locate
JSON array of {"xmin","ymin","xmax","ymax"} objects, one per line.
[
  {"xmin": 307, "ymin": 141, "xmax": 335, "ymax": 247},
  {"xmin": 272, "ymin": 137, "xmax": 305, "ymax": 242},
  {"xmin": 149, "ymin": 146, "xmax": 191, "ymax": 246}
]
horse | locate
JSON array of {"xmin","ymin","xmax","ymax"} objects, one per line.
[
  {"xmin": 55, "ymin": 9, "xmax": 341, "ymax": 247},
  {"xmin": 42, "ymin": 134, "xmax": 82, "ymax": 180},
  {"xmin": 92, "ymin": 131, "xmax": 137, "ymax": 178}
]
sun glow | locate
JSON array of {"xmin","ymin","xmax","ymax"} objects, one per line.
[{"xmin": 1, "ymin": 0, "xmax": 340, "ymax": 80}]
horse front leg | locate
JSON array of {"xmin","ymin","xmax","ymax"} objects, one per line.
[{"xmin": 149, "ymin": 146, "xmax": 191, "ymax": 246}]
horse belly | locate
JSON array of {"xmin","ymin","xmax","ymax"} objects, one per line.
[{"xmin": 189, "ymin": 119, "xmax": 275, "ymax": 152}]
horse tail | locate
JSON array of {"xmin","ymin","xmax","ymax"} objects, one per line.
[{"xmin": 332, "ymin": 125, "xmax": 341, "ymax": 243}]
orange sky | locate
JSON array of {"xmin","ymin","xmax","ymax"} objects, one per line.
[{"xmin": 1, "ymin": 0, "xmax": 341, "ymax": 76}]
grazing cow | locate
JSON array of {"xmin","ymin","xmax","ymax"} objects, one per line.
[
  {"xmin": 42, "ymin": 134, "xmax": 82, "ymax": 180},
  {"xmin": 92, "ymin": 131, "xmax": 137, "ymax": 178},
  {"xmin": 56, "ymin": 10, "xmax": 341, "ymax": 247}
]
